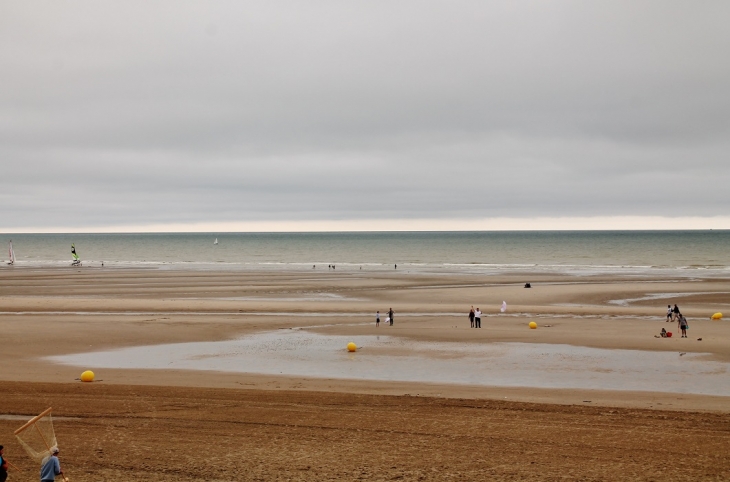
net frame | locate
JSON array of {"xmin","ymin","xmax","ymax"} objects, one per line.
[{"xmin": 14, "ymin": 408, "xmax": 58, "ymax": 465}]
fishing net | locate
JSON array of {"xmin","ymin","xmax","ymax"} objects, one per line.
[{"xmin": 14, "ymin": 408, "xmax": 58, "ymax": 465}]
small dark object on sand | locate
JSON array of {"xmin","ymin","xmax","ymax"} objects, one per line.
[
  {"xmin": 697, "ymin": 338, "xmax": 702, "ymax": 341},
  {"xmin": 524, "ymin": 282, "xmax": 531, "ymax": 288}
]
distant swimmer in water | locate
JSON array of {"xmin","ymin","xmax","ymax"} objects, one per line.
[{"xmin": 395, "ymin": 264, "xmax": 397, "ymax": 269}]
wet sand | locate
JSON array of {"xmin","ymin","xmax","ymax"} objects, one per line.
[{"xmin": 1, "ymin": 268, "xmax": 729, "ymax": 480}]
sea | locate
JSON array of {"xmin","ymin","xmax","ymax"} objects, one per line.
[{"xmin": 2, "ymin": 231, "xmax": 729, "ymax": 277}]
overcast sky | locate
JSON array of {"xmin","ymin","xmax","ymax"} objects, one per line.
[{"xmin": 2, "ymin": 1, "xmax": 729, "ymax": 232}]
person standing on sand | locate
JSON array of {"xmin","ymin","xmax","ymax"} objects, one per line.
[
  {"xmin": 673, "ymin": 304, "xmax": 680, "ymax": 322},
  {"xmin": 388, "ymin": 308, "xmax": 394, "ymax": 326},
  {"xmin": 666, "ymin": 305, "xmax": 672, "ymax": 322},
  {"xmin": 475, "ymin": 308, "xmax": 482, "ymax": 328},
  {"xmin": 0, "ymin": 445, "xmax": 9, "ymax": 482},
  {"xmin": 40, "ymin": 447, "xmax": 63, "ymax": 482},
  {"xmin": 376, "ymin": 311, "xmax": 380, "ymax": 327},
  {"xmin": 679, "ymin": 314, "xmax": 689, "ymax": 338},
  {"xmin": 469, "ymin": 306, "xmax": 475, "ymax": 328}
]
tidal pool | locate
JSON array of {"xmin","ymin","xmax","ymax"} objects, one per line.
[{"xmin": 48, "ymin": 330, "xmax": 730, "ymax": 396}]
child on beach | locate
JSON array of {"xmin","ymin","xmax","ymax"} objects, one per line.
[
  {"xmin": 376, "ymin": 311, "xmax": 380, "ymax": 327},
  {"xmin": 666, "ymin": 305, "xmax": 672, "ymax": 322}
]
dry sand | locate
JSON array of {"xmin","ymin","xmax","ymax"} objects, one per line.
[{"xmin": 1, "ymin": 268, "xmax": 729, "ymax": 480}]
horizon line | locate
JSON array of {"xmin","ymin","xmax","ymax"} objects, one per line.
[{"xmin": 3, "ymin": 215, "xmax": 730, "ymax": 234}]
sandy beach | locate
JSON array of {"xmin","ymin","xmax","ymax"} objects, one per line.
[{"xmin": 1, "ymin": 268, "xmax": 729, "ymax": 480}]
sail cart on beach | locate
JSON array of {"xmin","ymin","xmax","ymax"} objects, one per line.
[
  {"xmin": 7, "ymin": 240, "xmax": 14, "ymax": 265},
  {"xmin": 71, "ymin": 244, "xmax": 81, "ymax": 266},
  {"xmin": 14, "ymin": 408, "xmax": 70, "ymax": 482}
]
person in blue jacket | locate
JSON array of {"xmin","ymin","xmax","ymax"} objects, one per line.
[{"xmin": 40, "ymin": 447, "xmax": 64, "ymax": 482}]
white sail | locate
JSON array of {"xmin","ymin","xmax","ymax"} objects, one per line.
[
  {"xmin": 8, "ymin": 240, "xmax": 15, "ymax": 265},
  {"xmin": 214, "ymin": 238, "xmax": 218, "ymax": 245}
]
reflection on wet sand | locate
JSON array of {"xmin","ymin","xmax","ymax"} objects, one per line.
[{"xmin": 48, "ymin": 330, "xmax": 730, "ymax": 396}]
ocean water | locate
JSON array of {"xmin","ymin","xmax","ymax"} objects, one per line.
[{"xmin": 2, "ymin": 231, "xmax": 729, "ymax": 276}]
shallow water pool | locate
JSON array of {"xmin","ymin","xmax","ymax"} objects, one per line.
[{"xmin": 47, "ymin": 330, "xmax": 730, "ymax": 396}]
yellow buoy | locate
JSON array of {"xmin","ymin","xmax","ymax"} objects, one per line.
[
  {"xmin": 347, "ymin": 342, "xmax": 357, "ymax": 352},
  {"xmin": 529, "ymin": 321, "xmax": 537, "ymax": 329},
  {"xmin": 711, "ymin": 312, "xmax": 722, "ymax": 320},
  {"xmin": 80, "ymin": 370, "xmax": 95, "ymax": 382}
]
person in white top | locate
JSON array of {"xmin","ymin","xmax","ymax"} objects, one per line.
[{"xmin": 475, "ymin": 308, "xmax": 482, "ymax": 328}]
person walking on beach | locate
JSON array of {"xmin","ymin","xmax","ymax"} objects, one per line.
[
  {"xmin": 376, "ymin": 311, "xmax": 380, "ymax": 327},
  {"xmin": 469, "ymin": 306, "xmax": 475, "ymax": 328},
  {"xmin": 40, "ymin": 447, "xmax": 63, "ymax": 482},
  {"xmin": 679, "ymin": 314, "xmax": 689, "ymax": 337},
  {"xmin": 666, "ymin": 305, "xmax": 672, "ymax": 322},
  {"xmin": 673, "ymin": 304, "xmax": 680, "ymax": 322},
  {"xmin": 388, "ymin": 308, "xmax": 394, "ymax": 326},
  {"xmin": 0, "ymin": 445, "xmax": 9, "ymax": 482},
  {"xmin": 475, "ymin": 308, "xmax": 482, "ymax": 328}
]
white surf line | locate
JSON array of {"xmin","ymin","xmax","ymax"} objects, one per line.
[{"xmin": 608, "ymin": 291, "xmax": 730, "ymax": 307}]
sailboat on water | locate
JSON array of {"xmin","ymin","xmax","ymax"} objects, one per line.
[
  {"xmin": 7, "ymin": 240, "xmax": 15, "ymax": 265},
  {"xmin": 71, "ymin": 244, "xmax": 82, "ymax": 266},
  {"xmin": 214, "ymin": 238, "xmax": 218, "ymax": 245}
]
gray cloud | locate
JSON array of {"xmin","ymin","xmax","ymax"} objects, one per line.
[{"xmin": 1, "ymin": 1, "xmax": 729, "ymax": 229}]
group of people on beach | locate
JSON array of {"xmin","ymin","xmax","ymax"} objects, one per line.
[
  {"xmin": 665, "ymin": 304, "xmax": 689, "ymax": 338},
  {"xmin": 468, "ymin": 306, "xmax": 482, "ymax": 328},
  {"xmin": 375, "ymin": 309, "xmax": 394, "ymax": 327}
]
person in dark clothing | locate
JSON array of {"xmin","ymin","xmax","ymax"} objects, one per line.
[
  {"xmin": 0, "ymin": 445, "xmax": 9, "ymax": 482},
  {"xmin": 673, "ymin": 304, "xmax": 680, "ymax": 322},
  {"xmin": 469, "ymin": 306, "xmax": 475, "ymax": 328},
  {"xmin": 388, "ymin": 308, "xmax": 394, "ymax": 326}
]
